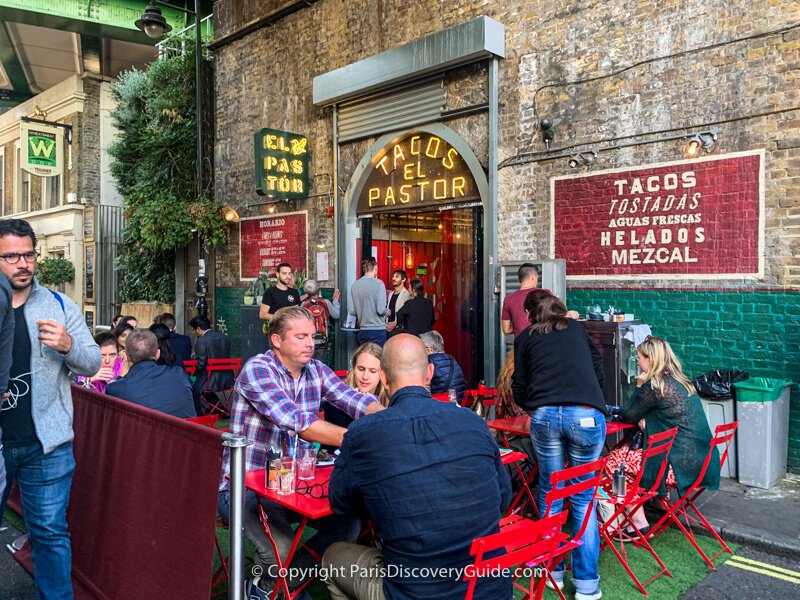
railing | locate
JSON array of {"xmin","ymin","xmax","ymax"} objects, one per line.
[{"xmin": 156, "ymin": 14, "xmax": 214, "ymax": 60}]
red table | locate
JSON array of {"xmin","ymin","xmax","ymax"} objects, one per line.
[
  {"xmin": 245, "ymin": 466, "xmax": 334, "ymax": 599},
  {"xmin": 487, "ymin": 415, "xmax": 633, "ymax": 438},
  {"xmin": 487, "ymin": 416, "xmax": 634, "ymax": 517}
]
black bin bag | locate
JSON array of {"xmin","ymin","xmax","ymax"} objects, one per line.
[{"xmin": 693, "ymin": 369, "xmax": 750, "ymax": 400}]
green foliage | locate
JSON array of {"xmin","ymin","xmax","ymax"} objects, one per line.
[
  {"xmin": 116, "ymin": 219, "xmax": 175, "ymax": 304},
  {"xmin": 108, "ymin": 36, "xmax": 228, "ymax": 302},
  {"xmin": 36, "ymin": 257, "xmax": 75, "ymax": 286}
]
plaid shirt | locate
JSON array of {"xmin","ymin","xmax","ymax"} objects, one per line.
[{"xmin": 219, "ymin": 351, "xmax": 376, "ymax": 490}]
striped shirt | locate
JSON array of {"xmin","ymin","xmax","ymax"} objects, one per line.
[{"xmin": 219, "ymin": 351, "xmax": 376, "ymax": 490}]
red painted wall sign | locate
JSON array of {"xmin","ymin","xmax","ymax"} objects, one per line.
[
  {"xmin": 239, "ymin": 211, "xmax": 308, "ymax": 279},
  {"xmin": 551, "ymin": 151, "xmax": 764, "ymax": 279}
]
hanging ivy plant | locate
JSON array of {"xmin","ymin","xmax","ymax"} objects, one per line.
[{"xmin": 108, "ymin": 36, "xmax": 228, "ymax": 303}]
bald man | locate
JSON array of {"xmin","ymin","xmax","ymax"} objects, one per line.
[{"xmin": 322, "ymin": 335, "xmax": 512, "ymax": 600}]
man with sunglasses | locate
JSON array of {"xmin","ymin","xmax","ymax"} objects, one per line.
[
  {"xmin": 323, "ymin": 334, "xmax": 512, "ymax": 600},
  {"xmin": 0, "ymin": 219, "xmax": 101, "ymax": 600}
]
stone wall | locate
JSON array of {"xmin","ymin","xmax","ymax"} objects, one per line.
[{"xmin": 212, "ymin": 0, "xmax": 800, "ymax": 470}]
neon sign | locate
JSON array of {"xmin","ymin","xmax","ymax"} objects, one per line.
[
  {"xmin": 357, "ymin": 132, "xmax": 479, "ymax": 214},
  {"xmin": 254, "ymin": 128, "xmax": 309, "ymax": 199}
]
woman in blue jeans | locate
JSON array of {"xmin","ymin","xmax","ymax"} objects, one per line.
[{"xmin": 512, "ymin": 293, "xmax": 607, "ymax": 600}]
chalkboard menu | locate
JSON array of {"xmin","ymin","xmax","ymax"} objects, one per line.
[
  {"xmin": 84, "ymin": 243, "xmax": 95, "ymax": 301},
  {"xmin": 239, "ymin": 211, "xmax": 308, "ymax": 279},
  {"xmin": 83, "ymin": 207, "xmax": 94, "ymax": 241}
]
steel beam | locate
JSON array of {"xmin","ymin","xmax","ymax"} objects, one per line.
[{"xmin": 0, "ymin": 21, "xmax": 32, "ymax": 95}]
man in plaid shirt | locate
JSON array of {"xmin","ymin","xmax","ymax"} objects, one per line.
[{"xmin": 218, "ymin": 306, "xmax": 384, "ymax": 599}]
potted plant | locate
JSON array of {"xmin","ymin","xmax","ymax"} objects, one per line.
[
  {"xmin": 243, "ymin": 288, "xmax": 255, "ymax": 305},
  {"xmin": 36, "ymin": 257, "xmax": 76, "ymax": 287}
]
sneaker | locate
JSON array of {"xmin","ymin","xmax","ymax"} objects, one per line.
[
  {"xmin": 246, "ymin": 577, "xmax": 269, "ymax": 600},
  {"xmin": 545, "ymin": 577, "xmax": 565, "ymax": 591},
  {"xmin": 575, "ymin": 588, "xmax": 603, "ymax": 600}
]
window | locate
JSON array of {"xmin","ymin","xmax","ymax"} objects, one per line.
[
  {"xmin": 14, "ymin": 141, "xmax": 30, "ymax": 213},
  {"xmin": 44, "ymin": 174, "xmax": 61, "ymax": 209}
]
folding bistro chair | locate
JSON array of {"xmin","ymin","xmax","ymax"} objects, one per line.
[
  {"xmin": 598, "ymin": 427, "xmax": 678, "ymax": 596},
  {"xmin": 648, "ymin": 421, "xmax": 739, "ymax": 569},
  {"xmin": 464, "ymin": 510, "xmax": 570, "ymax": 600},
  {"xmin": 541, "ymin": 457, "xmax": 607, "ymax": 600},
  {"xmin": 202, "ymin": 357, "xmax": 242, "ymax": 416},
  {"xmin": 184, "ymin": 359, "xmax": 198, "ymax": 377},
  {"xmin": 185, "ymin": 414, "xmax": 220, "ymax": 428}
]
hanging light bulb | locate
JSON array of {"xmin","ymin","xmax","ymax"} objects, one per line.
[{"xmin": 406, "ymin": 249, "xmax": 413, "ymax": 269}]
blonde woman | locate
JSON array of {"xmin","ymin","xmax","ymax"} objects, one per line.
[
  {"xmin": 325, "ymin": 343, "xmax": 388, "ymax": 431},
  {"xmin": 612, "ymin": 336, "xmax": 720, "ymax": 533}
]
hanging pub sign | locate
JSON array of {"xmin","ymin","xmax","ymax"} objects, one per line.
[
  {"xmin": 254, "ymin": 128, "xmax": 309, "ymax": 199},
  {"xmin": 20, "ymin": 121, "xmax": 63, "ymax": 177},
  {"xmin": 239, "ymin": 211, "xmax": 308, "ymax": 280},
  {"xmin": 551, "ymin": 151, "xmax": 764, "ymax": 279},
  {"xmin": 357, "ymin": 131, "xmax": 479, "ymax": 215}
]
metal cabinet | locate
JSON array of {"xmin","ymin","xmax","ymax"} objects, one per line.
[{"xmin": 582, "ymin": 320, "xmax": 641, "ymax": 408}]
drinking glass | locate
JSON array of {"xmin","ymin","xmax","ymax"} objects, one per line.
[
  {"xmin": 277, "ymin": 457, "xmax": 296, "ymax": 495},
  {"xmin": 297, "ymin": 443, "xmax": 317, "ymax": 481}
]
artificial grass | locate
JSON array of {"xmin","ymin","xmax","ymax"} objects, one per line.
[
  {"xmin": 211, "ymin": 525, "xmax": 737, "ymax": 600},
  {"xmin": 513, "ymin": 527, "xmax": 738, "ymax": 600}
]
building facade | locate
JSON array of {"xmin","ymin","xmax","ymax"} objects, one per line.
[
  {"xmin": 0, "ymin": 74, "xmax": 124, "ymax": 327},
  {"xmin": 210, "ymin": 0, "xmax": 800, "ymax": 472}
]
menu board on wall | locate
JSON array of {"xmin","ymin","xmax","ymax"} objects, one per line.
[
  {"xmin": 84, "ymin": 242, "xmax": 95, "ymax": 301},
  {"xmin": 551, "ymin": 151, "xmax": 764, "ymax": 279},
  {"xmin": 239, "ymin": 211, "xmax": 308, "ymax": 280},
  {"xmin": 83, "ymin": 207, "xmax": 94, "ymax": 241}
]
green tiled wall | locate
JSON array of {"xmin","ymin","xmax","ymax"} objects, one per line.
[
  {"xmin": 569, "ymin": 288, "xmax": 800, "ymax": 474},
  {"xmin": 215, "ymin": 287, "xmax": 245, "ymax": 358},
  {"xmin": 214, "ymin": 286, "xmax": 337, "ymax": 365}
]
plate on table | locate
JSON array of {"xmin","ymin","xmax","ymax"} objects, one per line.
[{"xmin": 317, "ymin": 458, "xmax": 335, "ymax": 466}]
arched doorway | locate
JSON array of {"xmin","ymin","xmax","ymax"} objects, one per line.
[{"xmin": 341, "ymin": 125, "xmax": 489, "ymax": 384}]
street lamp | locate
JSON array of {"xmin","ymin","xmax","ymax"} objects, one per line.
[{"xmin": 135, "ymin": 1, "xmax": 204, "ymax": 199}]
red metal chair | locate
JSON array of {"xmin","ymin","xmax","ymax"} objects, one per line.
[
  {"xmin": 184, "ymin": 359, "xmax": 198, "ymax": 377},
  {"xmin": 333, "ymin": 369, "xmax": 348, "ymax": 379},
  {"xmin": 464, "ymin": 510, "xmax": 570, "ymax": 600},
  {"xmin": 185, "ymin": 414, "xmax": 220, "ymax": 428},
  {"xmin": 202, "ymin": 357, "xmax": 242, "ymax": 416},
  {"xmin": 648, "ymin": 421, "xmax": 739, "ymax": 569},
  {"xmin": 598, "ymin": 427, "xmax": 678, "ymax": 596},
  {"xmin": 541, "ymin": 457, "xmax": 608, "ymax": 600}
]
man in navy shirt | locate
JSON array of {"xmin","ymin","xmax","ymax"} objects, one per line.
[
  {"xmin": 323, "ymin": 334, "xmax": 512, "ymax": 599},
  {"xmin": 107, "ymin": 329, "xmax": 196, "ymax": 418}
]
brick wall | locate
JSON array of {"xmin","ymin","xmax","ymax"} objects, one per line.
[
  {"xmin": 212, "ymin": 0, "xmax": 800, "ymax": 472},
  {"xmin": 569, "ymin": 289, "xmax": 800, "ymax": 472}
]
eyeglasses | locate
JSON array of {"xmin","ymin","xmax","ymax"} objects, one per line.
[
  {"xmin": 0, "ymin": 251, "xmax": 39, "ymax": 264},
  {"xmin": 296, "ymin": 479, "xmax": 329, "ymax": 499}
]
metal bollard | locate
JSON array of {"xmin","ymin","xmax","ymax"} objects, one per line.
[{"xmin": 223, "ymin": 433, "xmax": 253, "ymax": 600}]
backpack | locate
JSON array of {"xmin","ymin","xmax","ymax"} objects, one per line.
[{"xmin": 302, "ymin": 298, "xmax": 330, "ymax": 344}]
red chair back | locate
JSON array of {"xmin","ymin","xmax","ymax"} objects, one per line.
[
  {"xmin": 206, "ymin": 357, "xmax": 242, "ymax": 375},
  {"xmin": 627, "ymin": 427, "xmax": 678, "ymax": 498},
  {"xmin": 184, "ymin": 359, "xmax": 198, "ymax": 377},
  {"xmin": 544, "ymin": 457, "xmax": 607, "ymax": 542},
  {"xmin": 464, "ymin": 511, "xmax": 569, "ymax": 600},
  {"xmin": 432, "ymin": 392, "xmax": 451, "ymax": 402},
  {"xmin": 690, "ymin": 421, "xmax": 738, "ymax": 491},
  {"xmin": 333, "ymin": 369, "xmax": 348, "ymax": 379}
]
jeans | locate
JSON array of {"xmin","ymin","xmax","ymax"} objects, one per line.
[
  {"xmin": 2, "ymin": 442, "xmax": 75, "ymax": 600},
  {"xmin": 357, "ymin": 329, "xmax": 387, "ymax": 347},
  {"xmin": 529, "ymin": 406, "xmax": 605, "ymax": 595},
  {"xmin": 218, "ymin": 490, "xmax": 360, "ymax": 588}
]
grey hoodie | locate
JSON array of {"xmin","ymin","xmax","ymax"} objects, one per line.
[{"xmin": 19, "ymin": 278, "xmax": 101, "ymax": 454}]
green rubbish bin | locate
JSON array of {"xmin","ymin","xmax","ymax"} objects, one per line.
[{"xmin": 733, "ymin": 378, "xmax": 792, "ymax": 489}]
